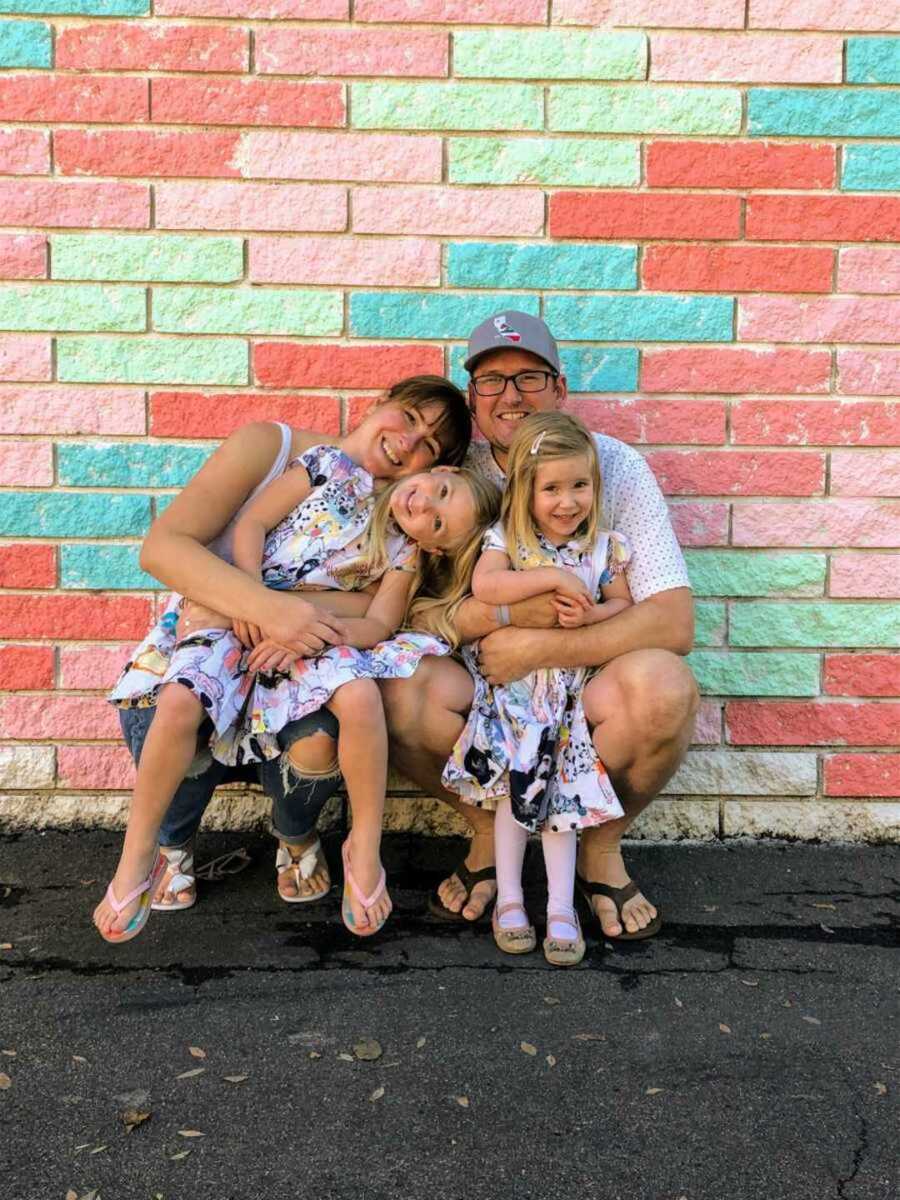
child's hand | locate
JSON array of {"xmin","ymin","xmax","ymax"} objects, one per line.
[
  {"xmin": 551, "ymin": 568, "xmax": 592, "ymax": 604},
  {"xmin": 246, "ymin": 638, "xmax": 298, "ymax": 675},
  {"xmin": 232, "ymin": 618, "xmax": 263, "ymax": 649},
  {"xmin": 553, "ymin": 591, "xmax": 591, "ymax": 627}
]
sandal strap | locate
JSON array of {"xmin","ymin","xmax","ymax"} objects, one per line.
[
  {"xmin": 276, "ymin": 841, "xmax": 323, "ymax": 881},
  {"xmin": 577, "ymin": 873, "xmax": 639, "ymax": 911},
  {"xmin": 105, "ymin": 853, "xmax": 162, "ymax": 914},
  {"xmin": 454, "ymin": 860, "xmax": 497, "ymax": 893}
]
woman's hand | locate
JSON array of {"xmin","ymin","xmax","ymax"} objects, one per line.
[
  {"xmin": 246, "ymin": 638, "xmax": 299, "ymax": 675},
  {"xmin": 232, "ymin": 618, "xmax": 263, "ymax": 649},
  {"xmin": 261, "ymin": 593, "xmax": 349, "ymax": 658}
]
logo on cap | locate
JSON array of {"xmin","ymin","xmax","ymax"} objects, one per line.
[{"xmin": 493, "ymin": 314, "xmax": 521, "ymax": 344}]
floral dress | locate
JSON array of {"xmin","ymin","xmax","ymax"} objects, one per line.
[
  {"xmin": 110, "ymin": 444, "xmax": 449, "ymax": 765},
  {"xmin": 441, "ymin": 523, "xmax": 631, "ymax": 834}
]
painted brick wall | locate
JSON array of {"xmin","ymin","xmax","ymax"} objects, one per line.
[{"xmin": 1, "ymin": 1, "xmax": 898, "ymax": 842}]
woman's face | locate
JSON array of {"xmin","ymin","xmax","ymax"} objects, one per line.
[
  {"xmin": 390, "ymin": 468, "xmax": 477, "ymax": 555},
  {"xmin": 358, "ymin": 400, "xmax": 447, "ymax": 480}
]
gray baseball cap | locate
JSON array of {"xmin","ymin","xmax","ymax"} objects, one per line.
[{"xmin": 464, "ymin": 310, "xmax": 561, "ymax": 374}]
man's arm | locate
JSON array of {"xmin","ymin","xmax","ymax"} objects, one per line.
[{"xmin": 452, "ymin": 591, "xmax": 560, "ymax": 643}]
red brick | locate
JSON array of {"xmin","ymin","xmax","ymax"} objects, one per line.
[
  {"xmin": 824, "ymin": 655, "xmax": 900, "ymax": 698},
  {"xmin": 55, "ymin": 130, "xmax": 240, "ymax": 179},
  {"xmin": 0, "ymin": 694, "xmax": 120, "ymax": 740},
  {"xmin": 152, "ymin": 78, "xmax": 344, "ymax": 128},
  {"xmin": 642, "ymin": 244, "xmax": 834, "ymax": 294},
  {"xmin": 0, "ymin": 76, "xmax": 147, "ymax": 124},
  {"xmin": 0, "ymin": 129, "xmax": 49, "ymax": 175},
  {"xmin": 647, "ymin": 141, "xmax": 836, "ymax": 189},
  {"xmin": 57, "ymin": 22, "xmax": 249, "ymax": 72},
  {"xmin": 838, "ymin": 248, "xmax": 900, "ymax": 296},
  {"xmin": 667, "ymin": 501, "xmax": 730, "ymax": 547},
  {"xmin": 825, "ymin": 754, "xmax": 900, "ymax": 797},
  {"xmin": 0, "ymin": 544, "xmax": 56, "ymax": 588},
  {"xmin": 732, "ymin": 400, "xmax": 900, "ymax": 447},
  {"xmin": 0, "ymin": 180, "xmax": 149, "ymax": 228},
  {"xmin": 726, "ymin": 701, "xmax": 900, "ymax": 746},
  {"xmin": 837, "ymin": 351, "xmax": 900, "ymax": 398},
  {"xmin": 254, "ymin": 343, "xmax": 444, "ymax": 389},
  {"xmin": 746, "ymin": 195, "xmax": 900, "ymax": 242},
  {"xmin": 256, "ymin": 27, "xmax": 448, "ymax": 76},
  {"xmin": 642, "ymin": 348, "xmax": 831, "ymax": 395},
  {"xmin": 0, "ymin": 645, "xmax": 54, "ymax": 690},
  {"xmin": 645, "ymin": 450, "xmax": 824, "ymax": 496},
  {"xmin": 0, "ymin": 235, "xmax": 46, "ymax": 280},
  {"xmin": 57, "ymin": 744, "xmax": 135, "ymax": 790},
  {"xmin": 0, "ymin": 595, "xmax": 151, "ymax": 641},
  {"xmin": 573, "ymin": 398, "xmax": 726, "ymax": 445},
  {"xmin": 150, "ymin": 392, "xmax": 340, "ymax": 438},
  {"xmin": 549, "ymin": 192, "xmax": 740, "ymax": 240}
]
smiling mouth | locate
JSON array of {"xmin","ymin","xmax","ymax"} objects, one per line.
[{"xmin": 382, "ymin": 438, "xmax": 401, "ymax": 467}]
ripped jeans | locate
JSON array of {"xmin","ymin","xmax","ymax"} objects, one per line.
[{"xmin": 118, "ymin": 706, "xmax": 342, "ymax": 849}]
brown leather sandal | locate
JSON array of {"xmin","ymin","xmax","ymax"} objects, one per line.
[
  {"xmin": 427, "ymin": 860, "xmax": 496, "ymax": 924},
  {"xmin": 575, "ymin": 872, "xmax": 662, "ymax": 941}
]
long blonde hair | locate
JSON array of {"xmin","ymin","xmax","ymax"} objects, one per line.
[{"xmin": 502, "ymin": 411, "xmax": 602, "ymax": 564}]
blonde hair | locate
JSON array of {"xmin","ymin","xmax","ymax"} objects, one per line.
[{"xmin": 502, "ymin": 411, "xmax": 602, "ymax": 564}]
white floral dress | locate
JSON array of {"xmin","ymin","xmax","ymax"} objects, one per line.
[{"xmin": 441, "ymin": 523, "xmax": 630, "ymax": 833}]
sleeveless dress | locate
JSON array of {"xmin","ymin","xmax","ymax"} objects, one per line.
[{"xmin": 441, "ymin": 523, "xmax": 630, "ymax": 834}]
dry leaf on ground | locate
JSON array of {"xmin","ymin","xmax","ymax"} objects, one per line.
[
  {"xmin": 0, "ymin": 943, "xmax": 12, "ymax": 950},
  {"xmin": 415, "ymin": 1037, "xmax": 426, "ymax": 1050},
  {"xmin": 0, "ymin": 1049, "xmax": 14, "ymax": 1057},
  {"xmin": 0, "ymin": 1074, "xmax": 11, "ymax": 1089},
  {"xmin": 337, "ymin": 1052, "xmax": 354, "ymax": 1063},
  {"xmin": 121, "ymin": 1109, "xmax": 150, "ymax": 1133},
  {"xmin": 188, "ymin": 1047, "xmax": 206, "ymax": 1059},
  {"xmin": 90, "ymin": 1145, "xmax": 108, "ymax": 1154},
  {"xmin": 719, "ymin": 1024, "xmax": 732, "ymax": 1034},
  {"xmin": 354, "ymin": 1039, "xmax": 382, "ymax": 1061},
  {"xmin": 875, "ymin": 1082, "xmax": 887, "ymax": 1095},
  {"xmin": 520, "ymin": 1042, "xmax": 537, "ymax": 1056},
  {"xmin": 308, "ymin": 1052, "xmax": 321, "ymax": 1060},
  {"xmin": 812, "ymin": 902, "xmax": 836, "ymax": 910},
  {"xmin": 646, "ymin": 1088, "xmax": 664, "ymax": 1095},
  {"xmin": 802, "ymin": 1016, "xmax": 821, "ymax": 1026},
  {"xmin": 543, "ymin": 997, "xmax": 560, "ymax": 1006},
  {"xmin": 369, "ymin": 1086, "xmax": 385, "ymax": 1102},
  {"xmin": 223, "ymin": 1074, "xmax": 249, "ymax": 1084},
  {"xmin": 170, "ymin": 1151, "xmax": 191, "ymax": 1161},
  {"xmin": 176, "ymin": 1068, "xmax": 205, "ymax": 1080},
  {"xmin": 572, "ymin": 1033, "xmax": 605, "ymax": 1042},
  {"xmin": 177, "ymin": 1130, "xmax": 204, "ymax": 1138},
  {"xmin": 740, "ymin": 979, "xmax": 759, "ymax": 988},
  {"xmin": 674, "ymin": 998, "xmax": 683, "ymax": 1008},
  {"xmin": 455, "ymin": 1096, "xmax": 469, "ymax": 1108},
  {"xmin": 546, "ymin": 1055, "xmax": 557, "ymax": 1068},
  {"xmin": 72, "ymin": 1056, "xmax": 87, "ymax": 1064}
]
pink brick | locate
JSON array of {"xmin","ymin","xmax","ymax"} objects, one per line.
[
  {"xmin": 692, "ymin": 699, "xmax": 722, "ymax": 744},
  {"xmin": 733, "ymin": 500, "xmax": 900, "ymax": 548},
  {"xmin": 747, "ymin": 195, "xmax": 900, "ymax": 242},
  {"xmin": 155, "ymin": 182, "xmax": 346, "ymax": 233},
  {"xmin": 56, "ymin": 130, "xmax": 240, "ymax": 179},
  {"xmin": 0, "ymin": 130, "xmax": 49, "ymax": 176},
  {"xmin": 645, "ymin": 450, "xmax": 824, "ymax": 497},
  {"xmin": 0, "ymin": 388, "xmax": 145, "ymax": 435},
  {"xmin": 838, "ymin": 351, "xmax": 900, "ymax": 397},
  {"xmin": 739, "ymin": 297, "xmax": 900, "ymax": 345},
  {"xmin": 357, "ymin": 0, "xmax": 545, "ymax": 22},
  {"xmin": 642, "ymin": 244, "xmax": 834, "ymax": 294},
  {"xmin": 152, "ymin": 78, "xmax": 344, "ymax": 129},
  {"xmin": 354, "ymin": 186, "xmax": 543, "ymax": 236},
  {"xmin": 59, "ymin": 645, "xmax": 132, "ymax": 691},
  {"xmin": 58, "ymin": 745, "xmax": 135, "ymax": 790},
  {"xmin": 249, "ymin": 236, "xmax": 439, "ymax": 285},
  {"xmin": 254, "ymin": 342, "xmax": 444, "ymax": 388},
  {"xmin": 642, "ymin": 348, "xmax": 831, "ymax": 395},
  {"xmin": 0, "ymin": 595, "xmax": 151, "ymax": 641},
  {"xmin": 150, "ymin": 392, "xmax": 340, "ymax": 438},
  {"xmin": 0, "ymin": 695, "xmax": 120, "ymax": 740},
  {"xmin": 647, "ymin": 141, "xmax": 836, "ymax": 189},
  {"xmin": 0, "ymin": 440, "xmax": 53, "ymax": 486},
  {"xmin": 0, "ymin": 646, "xmax": 54, "ymax": 691},
  {"xmin": 0, "ymin": 544, "xmax": 56, "ymax": 589},
  {"xmin": 667, "ymin": 501, "xmax": 730, "ymax": 547},
  {"xmin": 749, "ymin": 1, "xmax": 900, "ymax": 32},
  {"xmin": 824, "ymin": 654, "xmax": 900, "ymax": 696},
  {"xmin": 0, "ymin": 336, "xmax": 52, "ymax": 383},
  {"xmin": 234, "ymin": 131, "xmax": 442, "ymax": 183},
  {"xmin": 554, "ymin": 0, "xmax": 745, "ymax": 25},
  {"xmin": 0, "ymin": 180, "xmax": 149, "ymax": 228},
  {"xmin": 0, "ymin": 77, "xmax": 147, "ymax": 124},
  {"xmin": 831, "ymin": 451, "xmax": 900, "ymax": 498},
  {"xmin": 156, "ymin": 0, "xmax": 346, "ymax": 14},
  {"xmin": 257, "ymin": 27, "xmax": 448, "ymax": 76},
  {"xmin": 651, "ymin": 33, "xmax": 841, "ymax": 82},
  {"xmin": 726, "ymin": 700, "xmax": 900, "ymax": 747},
  {"xmin": 574, "ymin": 398, "xmax": 726, "ymax": 444},
  {"xmin": 831, "ymin": 554, "xmax": 900, "ymax": 599},
  {"xmin": 825, "ymin": 754, "xmax": 900, "ymax": 798},
  {"xmin": 838, "ymin": 248, "xmax": 900, "ymax": 296},
  {"xmin": 732, "ymin": 400, "xmax": 900, "ymax": 447},
  {"xmin": 56, "ymin": 22, "xmax": 249, "ymax": 73},
  {"xmin": 0, "ymin": 236, "xmax": 46, "ymax": 281}
]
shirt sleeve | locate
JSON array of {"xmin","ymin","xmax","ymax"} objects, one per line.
[
  {"xmin": 609, "ymin": 450, "xmax": 690, "ymax": 604},
  {"xmin": 295, "ymin": 443, "xmax": 342, "ymax": 488},
  {"xmin": 481, "ymin": 522, "xmax": 507, "ymax": 554}
]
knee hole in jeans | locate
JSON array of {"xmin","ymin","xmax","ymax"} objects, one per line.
[{"xmin": 286, "ymin": 731, "xmax": 339, "ymax": 778}]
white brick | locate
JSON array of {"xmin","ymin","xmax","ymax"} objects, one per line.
[
  {"xmin": 723, "ymin": 801, "xmax": 900, "ymax": 843},
  {"xmin": 663, "ymin": 751, "xmax": 817, "ymax": 797},
  {"xmin": 0, "ymin": 745, "xmax": 54, "ymax": 789}
]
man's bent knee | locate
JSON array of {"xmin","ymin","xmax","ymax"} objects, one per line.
[{"xmin": 624, "ymin": 651, "xmax": 698, "ymax": 740}]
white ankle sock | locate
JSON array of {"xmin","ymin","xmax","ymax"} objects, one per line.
[
  {"xmin": 542, "ymin": 828, "xmax": 578, "ymax": 940},
  {"xmin": 495, "ymin": 797, "xmax": 529, "ymax": 929}
]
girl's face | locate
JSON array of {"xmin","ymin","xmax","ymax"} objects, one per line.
[
  {"xmin": 531, "ymin": 454, "xmax": 594, "ymax": 546},
  {"xmin": 390, "ymin": 468, "xmax": 477, "ymax": 555},
  {"xmin": 358, "ymin": 399, "xmax": 447, "ymax": 481}
]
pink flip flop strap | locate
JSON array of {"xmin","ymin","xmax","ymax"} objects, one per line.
[
  {"xmin": 105, "ymin": 855, "xmax": 162, "ymax": 915},
  {"xmin": 342, "ymin": 842, "xmax": 385, "ymax": 910}
]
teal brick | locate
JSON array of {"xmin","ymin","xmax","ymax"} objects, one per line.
[
  {"xmin": 53, "ymin": 235, "xmax": 243, "ymax": 283},
  {"xmin": 454, "ymin": 30, "xmax": 646, "ymax": 80},
  {"xmin": 449, "ymin": 136, "xmax": 638, "ymax": 186},
  {"xmin": 155, "ymin": 494, "xmax": 175, "ymax": 517},
  {"xmin": 0, "ymin": 19, "xmax": 50, "ymax": 66},
  {"xmin": 0, "ymin": 0, "xmax": 145, "ymax": 8},
  {"xmin": 0, "ymin": 492, "xmax": 150, "ymax": 538},
  {"xmin": 730, "ymin": 602, "xmax": 900, "ymax": 648},
  {"xmin": 846, "ymin": 37, "xmax": 900, "ymax": 84},
  {"xmin": 447, "ymin": 243, "xmax": 637, "ymax": 290},
  {"xmin": 58, "ymin": 336, "xmax": 248, "ymax": 385},
  {"xmin": 842, "ymin": 145, "xmax": 900, "ymax": 191},
  {"xmin": 0, "ymin": 284, "xmax": 145, "ymax": 332},
  {"xmin": 351, "ymin": 83, "xmax": 543, "ymax": 132},
  {"xmin": 685, "ymin": 552, "xmax": 826, "ymax": 598},
  {"xmin": 550, "ymin": 85, "xmax": 741, "ymax": 134},
  {"xmin": 695, "ymin": 601, "xmax": 726, "ymax": 647},
  {"xmin": 58, "ymin": 442, "xmax": 212, "ymax": 489},
  {"xmin": 448, "ymin": 343, "xmax": 638, "ymax": 393},
  {"xmin": 544, "ymin": 295, "xmax": 734, "ymax": 343},
  {"xmin": 153, "ymin": 287, "xmax": 341, "ymax": 336},
  {"xmin": 749, "ymin": 88, "xmax": 900, "ymax": 137},
  {"xmin": 687, "ymin": 650, "xmax": 820, "ymax": 697},
  {"xmin": 60, "ymin": 544, "xmax": 160, "ymax": 590},
  {"xmin": 350, "ymin": 292, "xmax": 539, "ymax": 339}
]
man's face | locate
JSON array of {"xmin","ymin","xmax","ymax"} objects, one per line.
[{"xmin": 468, "ymin": 348, "xmax": 567, "ymax": 459}]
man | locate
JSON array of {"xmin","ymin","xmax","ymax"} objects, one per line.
[{"xmin": 383, "ymin": 312, "xmax": 698, "ymax": 939}]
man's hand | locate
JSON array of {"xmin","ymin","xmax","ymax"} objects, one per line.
[
  {"xmin": 477, "ymin": 627, "xmax": 547, "ymax": 686},
  {"xmin": 509, "ymin": 592, "xmax": 559, "ymax": 629}
]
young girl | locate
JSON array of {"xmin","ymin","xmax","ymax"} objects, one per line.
[{"xmin": 442, "ymin": 412, "xmax": 633, "ymax": 967}]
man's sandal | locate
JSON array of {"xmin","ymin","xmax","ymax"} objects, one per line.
[
  {"xmin": 491, "ymin": 902, "xmax": 536, "ymax": 955},
  {"xmin": 276, "ymin": 839, "xmax": 331, "ymax": 905},
  {"xmin": 341, "ymin": 840, "xmax": 389, "ymax": 938},
  {"xmin": 151, "ymin": 845, "xmax": 196, "ymax": 912},
  {"xmin": 575, "ymin": 872, "xmax": 662, "ymax": 942},
  {"xmin": 543, "ymin": 912, "xmax": 586, "ymax": 967},
  {"xmin": 427, "ymin": 860, "xmax": 497, "ymax": 924},
  {"xmin": 98, "ymin": 852, "xmax": 166, "ymax": 944}
]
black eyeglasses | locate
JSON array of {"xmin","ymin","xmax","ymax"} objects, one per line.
[{"xmin": 471, "ymin": 370, "xmax": 559, "ymax": 397}]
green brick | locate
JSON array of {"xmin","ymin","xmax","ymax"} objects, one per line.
[
  {"xmin": 544, "ymin": 294, "xmax": 734, "ymax": 342},
  {"xmin": 448, "ymin": 136, "xmax": 639, "ymax": 186},
  {"xmin": 350, "ymin": 291, "xmax": 539, "ymax": 339},
  {"xmin": 53, "ymin": 235, "xmax": 244, "ymax": 283},
  {"xmin": 58, "ymin": 442, "xmax": 212, "ymax": 489},
  {"xmin": 153, "ymin": 287, "xmax": 342, "ymax": 336},
  {"xmin": 846, "ymin": 37, "xmax": 900, "ymax": 84},
  {"xmin": 730, "ymin": 602, "xmax": 900, "ymax": 648},
  {"xmin": 351, "ymin": 82, "xmax": 543, "ymax": 132},
  {"xmin": 58, "ymin": 336, "xmax": 248, "ymax": 385},
  {"xmin": 0, "ymin": 19, "xmax": 51, "ymax": 67},
  {"xmin": 61, "ymin": 544, "xmax": 161, "ymax": 590},
  {"xmin": 454, "ymin": 30, "xmax": 646, "ymax": 80},
  {"xmin": 447, "ymin": 242, "xmax": 636, "ymax": 290},
  {"xmin": 695, "ymin": 601, "xmax": 726, "ymax": 647},
  {"xmin": 687, "ymin": 651, "xmax": 820, "ymax": 697},
  {"xmin": 0, "ymin": 492, "xmax": 150, "ymax": 538},
  {"xmin": 685, "ymin": 552, "xmax": 826, "ymax": 598},
  {"xmin": 0, "ymin": 284, "xmax": 145, "ymax": 332},
  {"xmin": 549, "ymin": 85, "xmax": 741, "ymax": 134}
]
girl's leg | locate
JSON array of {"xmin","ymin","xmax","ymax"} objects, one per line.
[
  {"xmin": 541, "ymin": 828, "xmax": 578, "ymax": 940},
  {"xmin": 93, "ymin": 682, "xmax": 207, "ymax": 936},
  {"xmin": 494, "ymin": 796, "xmax": 529, "ymax": 928},
  {"xmin": 326, "ymin": 678, "xmax": 391, "ymax": 931}
]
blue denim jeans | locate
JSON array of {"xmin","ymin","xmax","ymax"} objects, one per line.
[{"xmin": 119, "ymin": 706, "xmax": 342, "ymax": 849}]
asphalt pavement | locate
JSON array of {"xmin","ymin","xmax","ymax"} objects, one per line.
[{"xmin": 1, "ymin": 830, "xmax": 897, "ymax": 1200}]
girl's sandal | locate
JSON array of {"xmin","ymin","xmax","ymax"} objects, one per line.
[
  {"xmin": 340, "ymin": 839, "xmax": 389, "ymax": 938},
  {"xmin": 151, "ymin": 844, "xmax": 197, "ymax": 912},
  {"xmin": 276, "ymin": 839, "xmax": 331, "ymax": 905},
  {"xmin": 543, "ymin": 912, "xmax": 586, "ymax": 968},
  {"xmin": 491, "ymin": 902, "xmax": 536, "ymax": 955},
  {"xmin": 98, "ymin": 852, "xmax": 166, "ymax": 944}
]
